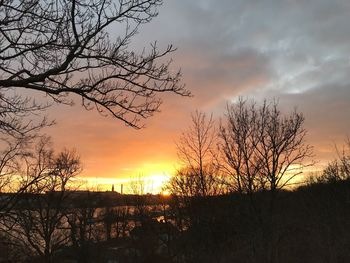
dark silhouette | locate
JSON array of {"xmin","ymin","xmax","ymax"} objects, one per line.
[
  {"xmin": 1, "ymin": 138, "xmax": 81, "ymax": 262},
  {"xmin": 0, "ymin": 0, "xmax": 188, "ymax": 244},
  {"xmin": 218, "ymin": 98, "xmax": 314, "ymax": 194},
  {"xmin": 1, "ymin": 100, "xmax": 350, "ymax": 263},
  {"xmin": 0, "ymin": 0, "xmax": 188, "ymax": 128},
  {"xmin": 170, "ymin": 111, "xmax": 222, "ymax": 197}
]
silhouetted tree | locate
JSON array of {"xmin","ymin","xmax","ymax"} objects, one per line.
[
  {"xmin": 129, "ymin": 176, "xmax": 153, "ymax": 224},
  {"xmin": 170, "ymin": 111, "xmax": 221, "ymax": 197},
  {"xmin": 219, "ymin": 98, "xmax": 313, "ymax": 194},
  {"xmin": 165, "ymin": 111, "xmax": 228, "ymax": 262},
  {"xmin": 218, "ymin": 99, "xmax": 261, "ymax": 194},
  {"xmin": 0, "ymin": 0, "xmax": 188, "ymax": 128},
  {"xmin": 2, "ymin": 137, "xmax": 82, "ymax": 263},
  {"xmin": 218, "ymin": 98, "xmax": 314, "ymax": 263},
  {"xmin": 98, "ymin": 205, "xmax": 131, "ymax": 240},
  {"xmin": 316, "ymin": 139, "xmax": 350, "ymax": 183},
  {"xmin": 65, "ymin": 191, "xmax": 102, "ymax": 263},
  {"xmin": 0, "ymin": 112, "xmax": 51, "ymax": 217}
]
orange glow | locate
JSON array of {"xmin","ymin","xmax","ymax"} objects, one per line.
[
  {"xmin": 161, "ymin": 190, "xmax": 171, "ymax": 196},
  {"xmin": 44, "ymin": 56, "xmax": 348, "ymax": 195},
  {"xmin": 75, "ymin": 162, "xmax": 175, "ymax": 194}
]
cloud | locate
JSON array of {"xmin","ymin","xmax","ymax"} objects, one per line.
[{"xmin": 43, "ymin": 0, "xmax": 350, "ymax": 180}]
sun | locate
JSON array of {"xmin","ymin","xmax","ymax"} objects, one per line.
[
  {"xmin": 161, "ymin": 189, "xmax": 171, "ymax": 196},
  {"xmin": 146, "ymin": 173, "xmax": 171, "ymax": 194},
  {"xmin": 76, "ymin": 171, "xmax": 172, "ymax": 194}
]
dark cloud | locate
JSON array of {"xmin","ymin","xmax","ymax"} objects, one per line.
[{"xmin": 279, "ymin": 84, "xmax": 350, "ymax": 163}]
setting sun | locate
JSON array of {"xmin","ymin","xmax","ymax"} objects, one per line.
[
  {"xmin": 76, "ymin": 162, "xmax": 176, "ymax": 194},
  {"xmin": 1, "ymin": 0, "xmax": 350, "ymax": 262}
]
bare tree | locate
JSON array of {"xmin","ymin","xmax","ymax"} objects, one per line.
[
  {"xmin": 259, "ymin": 100, "xmax": 313, "ymax": 192},
  {"xmin": 218, "ymin": 99, "xmax": 262, "ymax": 194},
  {"xmin": 219, "ymin": 98, "xmax": 313, "ymax": 194},
  {"xmin": 315, "ymin": 139, "xmax": 350, "ymax": 183},
  {"xmin": 170, "ymin": 111, "xmax": 220, "ymax": 197},
  {"xmin": 2, "ymin": 137, "xmax": 82, "ymax": 262},
  {"xmin": 0, "ymin": 0, "xmax": 189, "ymax": 128},
  {"xmin": 0, "ymin": 97, "xmax": 52, "ymax": 214},
  {"xmin": 129, "ymin": 175, "xmax": 154, "ymax": 226},
  {"xmin": 218, "ymin": 99, "xmax": 314, "ymax": 263},
  {"xmin": 0, "ymin": 134, "xmax": 53, "ymax": 218},
  {"xmin": 65, "ymin": 191, "xmax": 102, "ymax": 263},
  {"xmin": 98, "ymin": 205, "xmax": 131, "ymax": 241}
]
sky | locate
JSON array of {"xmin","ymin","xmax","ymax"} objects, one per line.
[{"xmin": 45, "ymin": 0, "xmax": 350, "ymax": 192}]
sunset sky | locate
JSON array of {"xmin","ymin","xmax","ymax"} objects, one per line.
[{"xmin": 44, "ymin": 0, "xmax": 350, "ymax": 192}]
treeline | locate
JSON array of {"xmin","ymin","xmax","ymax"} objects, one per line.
[
  {"xmin": 2, "ymin": 173, "xmax": 349, "ymax": 263},
  {"xmin": 163, "ymin": 178, "xmax": 350, "ymax": 263},
  {"xmin": 169, "ymin": 98, "xmax": 313, "ymax": 197},
  {"xmin": 161, "ymin": 98, "xmax": 350, "ymax": 263},
  {"xmin": 0, "ymin": 158, "xmax": 170, "ymax": 262},
  {"xmin": 0, "ymin": 136, "xmax": 171, "ymax": 262},
  {"xmin": 0, "ymin": 99, "xmax": 349, "ymax": 263}
]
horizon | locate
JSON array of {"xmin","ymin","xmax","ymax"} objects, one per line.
[
  {"xmin": 1, "ymin": 1, "xmax": 350, "ymax": 262},
  {"xmin": 4, "ymin": 0, "xmax": 350, "ymax": 193}
]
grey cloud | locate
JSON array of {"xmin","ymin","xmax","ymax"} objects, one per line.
[
  {"xmin": 44, "ymin": 0, "xmax": 350, "ymax": 178},
  {"xmin": 240, "ymin": 83, "xmax": 350, "ymax": 163},
  {"xmin": 135, "ymin": 0, "xmax": 350, "ymax": 98}
]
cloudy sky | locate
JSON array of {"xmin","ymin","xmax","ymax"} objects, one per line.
[{"xmin": 46, "ymin": 0, "xmax": 350, "ymax": 191}]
